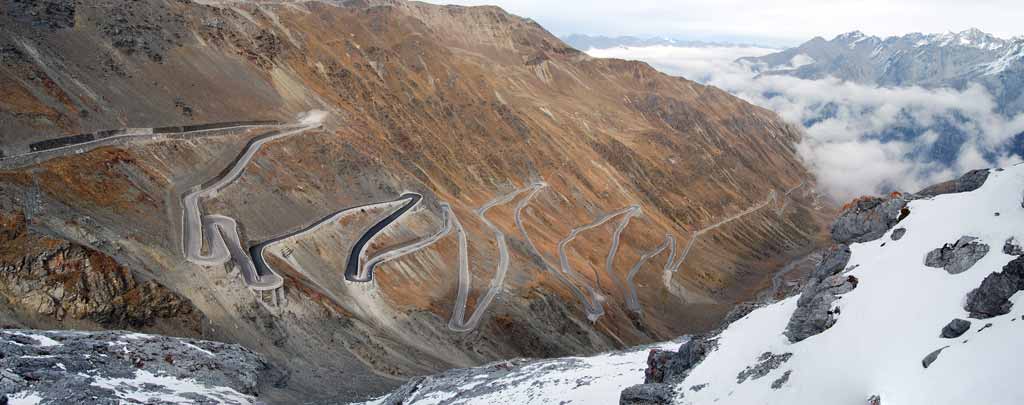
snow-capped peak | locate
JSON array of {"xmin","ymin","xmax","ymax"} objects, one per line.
[
  {"xmin": 916, "ymin": 28, "xmax": 1008, "ymax": 50},
  {"xmin": 983, "ymin": 40, "xmax": 1024, "ymax": 75},
  {"xmin": 835, "ymin": 30, "xmax": 866, "ymax": 41}
]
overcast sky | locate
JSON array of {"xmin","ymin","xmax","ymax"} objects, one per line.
[{"xmin": 420, "ymin": 0, "xmax": 1024, "ymax": 46}]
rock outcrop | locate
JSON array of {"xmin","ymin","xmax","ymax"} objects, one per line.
[
  {"xmin": 916, "ymin": 169, "xmax": 990, "ymax": 197},
  {"xmin": 940, "ymin": 318, "xmax": 971, "ymax": 338},
  {"xmin": 923, "ymin": 236, "xmax": 990, "ymax": 275},
  {"xmin": 1004, "ymin": 238, "xmax": 1024, "ymax": 256},
  {"xmin": 784, "ymin": 245, "xmax": 855, "ymax": 342},
  {"xmin": 736, "ymin": 352, "xmax": 793, "ymax": 384},
  {"xmin": 0, "ymin": 213, "xmax": 199, "ymax": 329},
  {"xmin": 619, "ymin": 383, "xmax": 674, "ymax": 405},
  {"xmin": 921, "ymin": 346, "xmax": 949, "ymax": 368},
  {"xmin": 0, "ymin": 329, "xmax": 273, "ymax": 404},
  {"xmin": 643, "ymin": 336, "xmax": 719, "ymax": 385},
  {"xmin": 964, "ymin": 256, "xmax": 1024, "ymax": 318},
  {"xmin": 831, "ymin": 196, "xmax": 908, "ymax": 244}
]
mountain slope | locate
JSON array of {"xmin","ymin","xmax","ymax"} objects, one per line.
[{"xmin": 0, "ymin": 0, "xmax": 827, "ymax": 401}]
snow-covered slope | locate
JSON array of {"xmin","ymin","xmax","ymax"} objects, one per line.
[
  {"xmin": 356, "ymin": 339, "xmax": 684, "ymax": 405},
  {"xmin": 646, "ymin": 164, "xmax": 1024, "ymax": 404}
]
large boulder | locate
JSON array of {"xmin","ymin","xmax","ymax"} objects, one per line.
[
  {"xmin": 620, "ymin": 383, "xmax": 674, "ymax": 405},
  {"xmin": 784, "ymin": 245, "xmax": 856, "ymax": 343},
  {"xmin": 916, "ymin": 169, "xmax": 990, "ymax": 197},
  {"xmin": 940, "ymin": 318, "xmax": 971, "ymax": 338},
  {"xmin": 923, "ymin": 236, "xmax": 990, "ymax": 274},
  {"xmin": 831, "ymin": 196, "xmax": 908, "ymax": 244},
  {"xmin": 964, "ymin": 256, "xmax": 1024, "ymax": 318},
  {"xmin": 645, "ymin": 335, "xmax": 718, "ymax": 385}
]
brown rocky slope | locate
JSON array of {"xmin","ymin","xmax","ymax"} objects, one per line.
[{"xmin": 0, "ymin": 0, "xmax": 829, "ymax": 401}]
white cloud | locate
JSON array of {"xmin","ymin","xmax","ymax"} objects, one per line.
[{"xmin": 587, "ymin": 46, "xmax": 1024, "ymax": 201}]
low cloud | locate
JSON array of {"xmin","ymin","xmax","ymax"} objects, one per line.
[{"xmin": 588, "ymin": 46, "xmax": 1024, "ymax": 201}]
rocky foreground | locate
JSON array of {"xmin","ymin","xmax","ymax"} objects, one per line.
[{"xmin": 0, "ymin": 329, "xmax": 274, "ymax": 404}]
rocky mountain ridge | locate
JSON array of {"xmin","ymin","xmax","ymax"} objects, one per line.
[{"xmin": 738, "ymin": 28, "xmax": 1024, "ymax": 115}]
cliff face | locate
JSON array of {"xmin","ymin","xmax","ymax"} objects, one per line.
[
  {"xmin": 0, "ymin": 0, "xmax": 828, "ymax": 401},
  {"xmin": 0, "ymin": 212, "xmax": 201, "ymax": 333}
]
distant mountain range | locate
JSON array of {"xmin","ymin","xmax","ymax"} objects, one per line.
[
  {"xmin": 561, "ymin": 34, "xmax": 773, "ymax": 50},
  {"xmin": 739, "ymin": 29, "xmax": 1024, "ymax": 115}
]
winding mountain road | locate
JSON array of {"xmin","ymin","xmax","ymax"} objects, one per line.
[
  {"xmin": 182, "ymin": 112, "xmax": 325, "ymax": 291},
  {"xmin": 659, "ymin": 181, "xmax": 807, "ymax": 302},
  {"xmin": 449, "ymin": 183, "xmax": 545, "ymax": 332},
  {"xmin": 246, "ymin": 194, "xmax": 420, "ymax": 286},
  {"xmin": 512, "ymin": 183, "xmax": 601, "ymax": 320},
  {"xmin": 603, "ymin": 206, "xmax": 641, "ymax": 298},
  {"xmin": 624, "ymin": 236, "xmax": 672, "ymax": 312},
  {"xmin": 557, "ymin": 205, "xmax": 642, "ymax": 321},
  {"xmin": 0, "ymin": 121, "xmax": 286, "ymax": 170},
  {"xmin": 361, "ymin": 202, "xmax": 455, "ymax": 274},
  {"xmin": 343, "ymin": 193, "xmax": 423, "ymax": 282}
]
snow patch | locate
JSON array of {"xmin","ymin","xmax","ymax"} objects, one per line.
[
  {"xmin": 88, "ymin": 369, "xmax": 255, "ymax": 404},
  {"xmin": 5, "ymin": 331, "xmax": 62, "ymax": 347},
  {"xmin": 7, "ymin": 391, "xmax": 44, "ymax": 405}
]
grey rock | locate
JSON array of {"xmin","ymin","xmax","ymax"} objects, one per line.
[
  {"xmin": 868, "ymin": 394, "xmax": 882, "ymax": 405},
  {"xmin": 0, "ymin": 329, "xmax": 270, "ymax": 404},
  {"xmin": 809, "ymin": 244, "xmax": 852, "ymax": 283},
  {"xmin": 964, "ymin": 256, "xmax": 1024, "ymax": 318},
  {"xmin": 770, "ymin": 370, "xmax": 791, "ymax": 389},
  {"xmin": 917, "ymin": 169, "xmax": 991, "ymax": 197},
  {"xmin": 922, "ymin": 346, "xmax": 949, "ymax": 368},
  {"xmin": 646, "ymin": 335, "xmax": 719, "ymax": 385},
  {"xmin": 924, "ymin": 236, "xmax": 990, "ymax": 274},
  {"xmin": 831, "ymin": 197, "xmax": 908, "ymax": 244},
  {"xmin": 619, "ymin": 383, "xmax": 674, "ymax": 405},
  {"xmin": 736, "ymin": 352, "xmax": 793, "ymax": 384},
  {"xmin": 784, "ymin": 245, "xmax": 857, "ymax": 342},
  {"xmin": 689, "ymin": 383, "xmax": 708, "ymax": 392},
  {"xmin": 1004, "ymin": 238, "xmax": 1024, "ymax": 256},
  {"xmin": 380, "ymin": 377, "xmax": 426, "ymax": 405},
  {"xmin": 891, "ymin": 228, "xmax": 907, "ymax": 241},
  {"xmin": 940, "ymin": 319, "xmax": 971, "ymax": 338}
]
